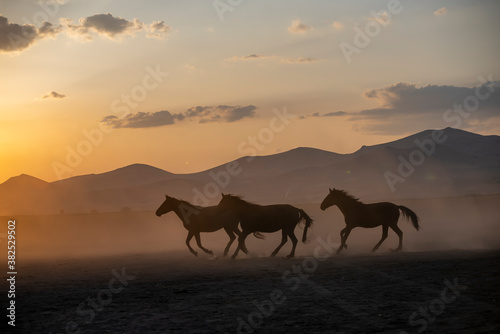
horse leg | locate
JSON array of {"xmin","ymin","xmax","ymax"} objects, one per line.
[
  {"xmin": 286, "ymin": 230, "xmax": 298, "ymax": 258},
  {"xmin": 194, "ymin": 232, "xmax": 213, "ymax": 255},
  {"xmin": 186, "ymin": 231, "xmax": 197, "ymax": 256},
  {"xmin": 337, "ymin": 227, "xmax": 352, "ymax": 255},
  {"xmin": 233, "ymin": 231, "xmax": 251, "ymax": 259},
  {"xmin": 271, "ymin": 230, "xmax": 288, "ymax": 257},
  {"xmin": 372, "ymin": 225, "xmax": 389, "ymax": 252},
  {"xmin": 390, "ymin": 224, "xmax": 403, "ymax": 251},
  {"xmin": 223, "ymin": 226, "xmax": 236, "ymax": 257}
]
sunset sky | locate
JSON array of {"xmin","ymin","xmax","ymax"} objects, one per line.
[{"xmin": 1, "ymin": 0, "xmax": 499, "ymax": 183}]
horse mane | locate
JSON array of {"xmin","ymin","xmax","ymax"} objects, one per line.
[
  {"xmin": 332, "ymin": 189, "xmax": 362, "ymax": 204},
  {"xmin": 224, "ymin": 194, "xmax": 260, "ymax": 207},
  {"xmin": 166, "ymin": 195, "xmax": 202, "ymax": 209}
]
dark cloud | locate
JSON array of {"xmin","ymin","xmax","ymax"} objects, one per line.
[
  {"xmin": 0, "ymin": 15, "xmax": 39, "ymax": 53},
  {"xmin": 101, "ymin": 105, "xmax": 257, "ymax": 129},
  {"xmin": 1, "ymin": 13, "xmax": 170, "ymax": 55},
  {"xmin": 323, "ymin": 111, "xmax": 347, "ymax": 117},
  {"xmin": 101, "ymin": 110, "xmax": 183, "ymax": 129},
  {"xmin": 299, "ymin": 111, "xmax": 347, "ymax": 119},
  {"xmin": 225, "ymin": 54, "xmax": 271, "ymax": 62},
  {"xmin": 37, "ymin": 22, "xmax": 63, "ymax": 38},
  {"xmin": 42, "ymin": 91, "xmax": 66, "ymax": 99},
  {"xmin": 186, "ymin": 105, "xmax": 257, "ymax": 123},
  {"xmin": 63, "ymin": 13, "xmax": 144, "ymax": 39},
  {"xmin": 355, "ymin": 81, "xmax": 500, "ymax": 119},
  {"xmin": 351, "ymin": 80, "xmax": 500, "ymax": 134}
]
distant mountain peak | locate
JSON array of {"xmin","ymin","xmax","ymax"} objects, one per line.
[{"xmin": 1, "ymin": 174, "xmax": 49, "ymax": 188}]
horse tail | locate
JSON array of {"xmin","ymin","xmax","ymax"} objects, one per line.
[
  {"xmin": 298, "ymin": 209, "xmax": 314, "ymax": 243},
  {"xmin": 253, "ymin": 232, "xmax": 265, "ymax": 240},
  {"xmin": 398, "ymin": 206, "xmax": 420, "ymax": 231}
]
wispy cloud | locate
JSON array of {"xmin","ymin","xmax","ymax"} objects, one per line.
[
  {"xmin": 41, "ymin": 91, "xmax": 66, "ymax": 99},
  {"xmin": 146, "ymin": 21, "xmax": 171, "ymax": 39},
  {"xmin": 280, "ymin": 56, "xmax": 318, "ymax": 64},
  {"xmin": 332, "ymin": 21, "xmax": 345, "ymax": 31},
  {"xmin": 101, "ymin": 105, "xmax": 257, "ymax": 129},
  {"xmin": 299, "ymin": 111, "xmax": 347, "ymax": 119},
  {"xmin": 226, "ymin": 54, "xmax": 318, "ymax": 64},
  {"xmin": 434, "ymin": 7, "xmax": 448, "ymax": 16},
  {"xmin": 288, "ymin": 19, "xmax": 314, "ymax": 34},
  {"xmin": 225, "ymin": 54, "xmax": 272, "ymax": 62}
]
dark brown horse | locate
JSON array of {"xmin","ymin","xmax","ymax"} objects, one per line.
[
  {"xmin": 320, "ymin": 188, "xmax": 419, "ymax": 254},
  {"xmin": 216, "ymin": 194, "xmax": 313, "ymax": 259},
  {"xmin": 156, "ymin": 195, "xmax": 241, "ymax": 257}
]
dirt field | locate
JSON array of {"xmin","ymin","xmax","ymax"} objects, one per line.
[{"xmin": 6, "ymin": 249, "xmax": 500, "ymax": 333}]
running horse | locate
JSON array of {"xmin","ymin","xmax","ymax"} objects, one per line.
[
  {"xmin": 320, "ymin": 188, "xmax": 420, "ymax": 254},
  {"xmin": 216, "ymin": 194, "xmax": 313, "ymax": 259},
  {"xmin": 156, "ymin": 195, "xmax": 241, "ymax": 257}
]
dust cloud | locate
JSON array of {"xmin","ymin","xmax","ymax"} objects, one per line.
[{"xmin": 3, "ymin": 194, "xmax": 499, "ymax": 263}]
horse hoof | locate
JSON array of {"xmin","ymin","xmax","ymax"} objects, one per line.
[{"xmin": 207, "ymin": 250, "xmax": 214, "ymax": 255}]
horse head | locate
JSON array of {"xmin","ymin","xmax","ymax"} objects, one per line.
[
  {"xmin": 155, "ymin": 195, "xmax": 178, "ymax": 217},
  {"xmin": 320, "ymin": 188, "xmax": 337, "ymax": 211}
]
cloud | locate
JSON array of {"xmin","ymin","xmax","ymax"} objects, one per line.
[
  {"xmin": 332, "ymin": 21, "xmax": 344, "ymax": 31},
  {"xmin": 2, "ymin": 13, "xmax": 171, "ymax": 54},
  {"xmin": 226, "ymin": 54, "xmax": 318, "ymax": 64},
  {"xmin": 288, "ymin": 19, "xmax": 314, "ymax": 34},
  {"xmin": 63, "ymin": 13, "xmax": 144, "ymax": 40},
  {"xmin": 101, "ymin": 110, "xmax": 183, "ymax": 129},
  {"xmin": 299, "ymin": 111, "xmax": 347, "ymax": 119},
  {"xmin": 186, "ymin": 105, "xmax": 257, "ymax": 123},
  {"xmin": 0, "ymin": 15, "xmax": 57, "ymax": 53},
  {"xmin": 369, "ymin": 11, "xmax": 390, "ymax": 25},
  {"xmin": 37, "ymin": 0, "xmax": 68, "ymax": 4},
  {"xmin": 37, "ymin": 22, "xmax": 63, "ymax": 38},
  {"xmin": 280, "ymin": 56, "xmax": 318, "ymax": 64},
  {"xmin": 434, "ymin": 7, "xmax": 448, "ymax": 16},
  {"xmin": 350, "ymin": 80, "xmax": 500, "ymax": 133},
  {"xmin": 101, "ymin": 105, "xmax": 257, "ymax": 129},
  {"xmin": 41, "ymin": 91, "xmax": 66, "ymax": 99},
  {"xmin": 323, "ymin": 111, "xmax": 347, "ymax": 117},
  {"xmin": 225, "ymin": 54, "xmax": 272, "ymax": 62},
  {"xmin": 147, "ymin": 21, "xmax": 171, "ymax": 39}
]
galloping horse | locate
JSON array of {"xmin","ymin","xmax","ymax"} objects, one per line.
[
  {"xmin": 156, "ymin": 195, "xmax": 241, "ymax": 257},
  {"xmin": 216, "ymin": 194, "xmax": 313, "ymax": 259},
  {"xmin": 320, "ymin": 188, "xmax": 420, "ymax": 254}
]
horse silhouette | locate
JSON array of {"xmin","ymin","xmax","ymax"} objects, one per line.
[
  {"xmin": 320, "ymin": 188, "xmax": 419, "ymax": 254},
  {"xmin": 216, "ymin": 193, "xmax": 313, "ymax": 259},
  {"xmin": 156, "ymin": 195, "xmax": 241, "ymax": 257}
]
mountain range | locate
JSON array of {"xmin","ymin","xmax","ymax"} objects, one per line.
[{"xmin": 1, "ymin": 127, "xmax": 499, "ymax": 215}]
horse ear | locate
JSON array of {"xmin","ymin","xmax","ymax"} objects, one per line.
[
  {"xmin": 221, "ymin": 192, "xmax": 225, "ymax": 197},
  {"xmin": 329, "ymin": 188, "xmax": 333, "ymax": 192},
  {"xmin": 165, "ymin": 194, "xmax": 168, "ymax": 198}
]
